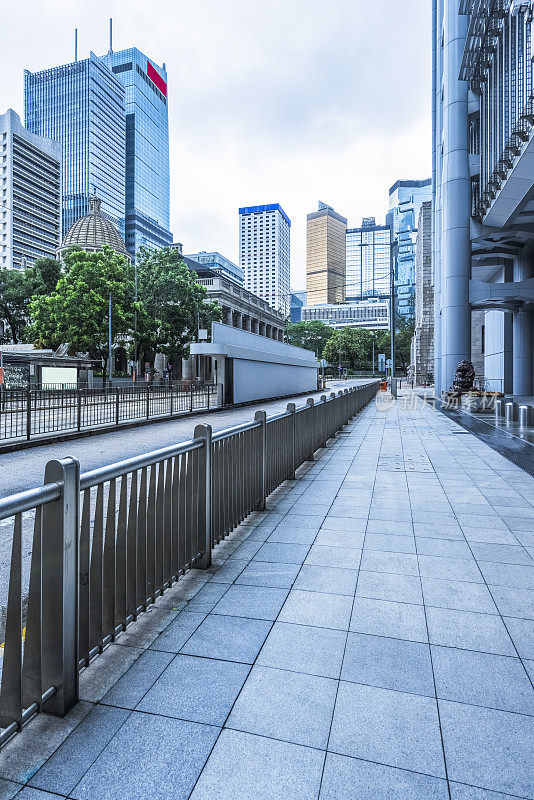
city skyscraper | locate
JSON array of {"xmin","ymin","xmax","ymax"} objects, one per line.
[
  {"xmin": 346, "ymin": 217, "xmax": 391, "ymax": 301},
  {"xmin": 103, "ymin": 48, "xmax": 172, "ymax": 258},
  {"xmin": 239, "ymin": 204, "xmax": 291, "ymax": 316},
  {"xmin": 306, "ymin": 202, "xmax": 347, "ymax": 306},
  {"xmin": 387, "ymin": 179, "xmax": 431, "ymax": 320},
  {"xmin": 0, "ymin": 109, "xmax": 61, "ymax": 270},
  {"xmin": 24, "ymin": 52, "xmax": 126, "ymax": 236}
]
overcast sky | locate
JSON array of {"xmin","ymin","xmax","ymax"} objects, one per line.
[{"xmin": 2, "ymin": 0, "xmax": 431, "ymax": 289}]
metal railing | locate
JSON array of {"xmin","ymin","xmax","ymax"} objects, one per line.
[
  {"xmin": 0, "ymin": 381, "xmax": 379, "ymax": 747},
  {"xmin": 0, "ymin": 383, "xmax": 220, "ymax": 443}
]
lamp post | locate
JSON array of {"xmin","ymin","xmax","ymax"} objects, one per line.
[
  {"xmin": 389, "ymin": 226, "xmax": 396, "ymax": 381},
  {"xmin": 108, "ymin": 292, "xmax": 113, "ymax": 384}
]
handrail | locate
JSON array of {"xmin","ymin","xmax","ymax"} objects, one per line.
[{"xmin": 0, "ymin": 482, "xmax": 61, "ymax": 521}]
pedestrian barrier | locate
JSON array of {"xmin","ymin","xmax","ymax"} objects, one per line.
[
  {"xmin": 0, "ymin": 383, "xmax": 218, "ymax": 443},
  {"xmin": 0, "ymin": 381, "xmax": 379, "ymax": 747}
]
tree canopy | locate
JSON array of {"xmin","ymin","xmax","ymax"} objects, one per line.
[
  {"xmin": 134, "ymin": 247, "xmax": 221, "ymax": 361},
  {"xmin": 29, "ymin": 246, "xmax": 136, "ymax": 378},
  {"xmin": 285, "ymin": 320, "xmax": 334, "ymax": 356},
  {"xmin": 0, "ymin": 257, "xmax": 63, "ymax": 344}
]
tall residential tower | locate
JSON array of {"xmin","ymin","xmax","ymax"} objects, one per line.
[
  {"xmin": 239, "ymin": 204, "xmax": 291, "ymax": 317},
  {"xmin": 306, "ymin": 202, "xmax": 347, "ymax": 306},
  {"xmin": 24, "ymin": 52, "xmax": 126, "ymax": 236},
  {"xmin": 0, "ymin": 109, "xmax": 61, "ymax": 270}
]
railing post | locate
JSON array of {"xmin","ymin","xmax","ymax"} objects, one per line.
[
  {"xmin": 170, "ymin": 384, "xmax": 174, "ymax": 417},
  {"xmin": 286, "ymin": 402, "xmax": 296, "ymax": 479},
  {"xmin": 254, "ymin": 410, "xmax": 267, "ymax": 510},
  {"xmin": 190, "ymin": 385, "xmax": 194, "ymax": 413},
  {"xmin": 306, "ymin": 398, "xmax": 315, "ymax": 461},
  {"xmin": 146, "ymin": 382, "xmax": 150, "ymax": 420},
  {"xmin": 115, "ymin": 387, "xmax": 120, "ymax": 426},
  {"xmin": 41, "ymin": 457, "xmax": 80, "ymax": 716},
  {"xmin": 77, "ymin": 389, "xmax": 82, "ymax": 432},
  {"xmin": 194, "ymin": 424, "xmax": 212, "ymax": 569},
  {"xmin": 26, "ymin": 390, "xmax": 31, "ymax": 442}
]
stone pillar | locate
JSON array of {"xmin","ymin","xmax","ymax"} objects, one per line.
[
  {"xmin": 266, "ymin": 324, "xmax": 272, "ymax": 339},
  {"xmin": 252, "ymin": 318, "xmax": 259, "ymax": 334},
  {"xmin": 234, "ymin": 311, "xmax": 242, "ymax": 330},
  {"xmin": 182, "ymin": 356, "xmax": 195, "ymax": 380},
  {"xmin": 512, "ymin": 256, "xmax": 533, "ymax": 396},
  {"xmin": 259, "ymin": 321, "xmax": 266, "ymax": 337},
  {"xmin": 439, "ymin": 3, "xmax": 471, "ymax": 394}
]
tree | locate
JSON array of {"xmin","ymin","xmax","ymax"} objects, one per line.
[
  {"xmin": 0, "ymin": 257, "xmax": 63, "ymax": 344},
  {"xmin": 372, "ymin": 316, "xmax": 415, "ymax": 375},
  {"xmin": 322, "ymin": 327, "xmax": 375, "ymax": 372},
  {"xmin": 134, "ymin": 247, "xmax": 221, "ymax": 364},
  {"xmin": 285, "ymin": 321, "xmax": 333, "ymax": 355},
  {"xmin": 29, "ymin": 246, "xmax": 136, "ymax": 382}
]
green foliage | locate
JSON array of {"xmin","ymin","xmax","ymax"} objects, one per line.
[
  {"xmin": 285, "ymin": 320, "xmax": 334, "ymax": 355},
  {"xmin": 322, "ymin": 327, "xmax": 376, "ymax": 371},
  {"xmin": 134, "ymin": 247, "xmax": 222, "ymax": 361},
  {"xmin": 0, "ymin": 257, "xmax": 63, "ymax": 344},
  {"xmin": 29, "ymin": 247, "xmax": 135, "ymax": 378}
]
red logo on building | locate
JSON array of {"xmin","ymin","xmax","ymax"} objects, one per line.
[{"xmin": 147, "ymin": 61, "xmax": 167, "ymax": 97}]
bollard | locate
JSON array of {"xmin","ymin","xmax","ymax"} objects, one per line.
[
  {"xmin": 519, "ymin": 405, "xmax": 529, "ymax": 429},
  {"xmin": 495, "ymin": 399, "xmax": 504, "ymax": 420},
  {"xmin": 505, "ymin": 402, "xmax": 515, "ymax": 425}
]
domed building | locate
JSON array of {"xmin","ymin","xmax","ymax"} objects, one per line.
[{"xmin": 57, "ymin": 194, "xmax": 130, "ymax": 262}]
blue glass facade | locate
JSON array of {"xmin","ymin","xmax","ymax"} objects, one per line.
[
  {"xmin": 104, "ymin": 49, "xmax": 172, "ymax": 258},
  {"xmin": 24, "ymin": 52, "xmax": 126, "ymax": 236},
  {"xmin": 387, "ymin": 179, "xmax": 431, "ymax": 320}
]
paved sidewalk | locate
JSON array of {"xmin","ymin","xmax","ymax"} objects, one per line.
[{"xmin": 0, "ymin": 394, "xmax": 533, "ymax": 799}]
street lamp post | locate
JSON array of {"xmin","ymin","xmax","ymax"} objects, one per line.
[{"xmin": 108, "ymin": 292, "xmax": 113, "ymax": 384}]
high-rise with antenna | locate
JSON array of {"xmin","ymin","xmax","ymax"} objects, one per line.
[
  {"xmin": 101, "ymin": 39, "xmax": 172, "ymax": 258},
  {"xmin": 24, "ymin": 51, "xmax": 126, "ymax": 236}
]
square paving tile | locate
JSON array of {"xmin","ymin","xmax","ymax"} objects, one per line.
[
  {"xmin": 418, "ymin": 556, "xmax": 483, "ymax": 583},
  {"xmin": 431, "ymin": 645, "xmax": 534, "ymax": 714},
  {"xmin": 212, "ymin": 584, "xmax": 288, "ymax": 621},
  {"xmin": 70, "ymin": 712, "xmax": 219, "ymax": 800},
  {"xmin": 209, "ymin": 560, "xmax": 248, "ymax": 584},
  {"xmin": 267, "ymin": 527, "xmax": 318, "ymax": 545},
  {"xmin": 416, "ymin": 538, "xmax": 473, "ymax": 559},
  {"xmin": 278, "ymin": 589, "xmax": 353, "ymax": 630},
  {"xmin": 186, "ymin": 582, "xmax": 230, "ymax": 612},
  {"xmin": 425, "ymin": 607, "xmax": 515, "ymax": 655},
  {"xmin": 180, "ymin": 614, "xmax": 271, "ymax": 663},
  {"xmin": 328, "ymin": 681, "xmax": 446, "ymax": 778},
  {"xmin": 304, "ymin": 545, "xmax": 362, "ymax": 569},
  {"xmin": 449, "ymin": 783, "xmax": 526, "ymax": 799},
  {"xmin": 136, "ymin": 654, "xmax": 249, "ymax": 726},
  {"xmin": 189, "ymin": 729, "xmax": 325, "ymax": 800},
  {"xmin": 101, "ymin": 650, "xmax": 174, "ymax": 709},
  {"xmin": 421, "ymin": 578, "xmax": 498, "ymax": 614},
  {"xmin": 356, "ymin": 571, "xmax": 423, "ymax": 605},
  {"xmin": 319, "ymin": 752, "xmax": 449, "ymax": 800},
  {"xmin": 257, "ymin": 621, "xmax": 346, "ymax": 678},
  {"xmin": 360, "ymin": 550, "xmax": 419, "ymax": 576},
  {"xmin": 503, "ymin": 616, "xmax": 534, "ymax": 658},
  {"xmin": 439, "ymin": 699, "xmax": 534, "ymax": 797},
  {"xmin": 350, "ymin": 596, "xmax": 428, "ymax": 642},
  {"xmin": 253, "ymin": 542, "xmax": 310, "ymax": 564},
  {"xmin": 28, "ymin": 705, "xmax": 130, "ymax": 795},
  {"xmin": 315, "ymin": 529, "xmax": 365, "ymax": 548},
  {"xmin": 235, "ymin": 561, "xmax": 300, "ymax": 588},
  {"xmin": 490, "ymin": 586, "xmax": 534, "ymax": 619},
  {"xmin": 293, "ymin": 565, "xmax": 358, "ymax": 596},
  {"xmin": 227, "ymin": 665, "xmax": 337, "ymax": 748},
  {"xmin": 478, "ymin": 562, "xmax": 534, "ymax": 590},
  {"xmin": 149, "ymin": 611, "xmax": 206, "ymax": 653},
  {"xmin": 363, "ymin": 533, "xmax": 416, "ymax": 553},
  {"xmin": 341, "ymin": 632, "xmax": 434, "ymax": 696}
]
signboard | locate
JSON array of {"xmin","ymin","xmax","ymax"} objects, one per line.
[
  {"xmin": 0, "ymin": 367, "xmax": 3, "ymax": 385},
  {"xmin": 378, "ymin": 353, "xmax": 386, "ymax": 371},
  {"xmin": 198, "ymin": 329, "xmax": 208, "ymax": 341}
]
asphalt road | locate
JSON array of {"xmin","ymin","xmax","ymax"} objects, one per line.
[{"xmin": 0, "ymin": 379, "xmax": 368, "ymax": 498}]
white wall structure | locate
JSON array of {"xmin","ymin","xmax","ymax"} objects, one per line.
[{"xmin": 190, "ymin": 322, "xmax": 318, "ymax": 404}]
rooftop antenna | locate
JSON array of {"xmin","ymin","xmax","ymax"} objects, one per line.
[
  {"xmin": 108, "ymin": 18, "xmax": 113, "ymax": 55},
  {"xmin": 74, "ymin": 28, "xmax": 78, "ymax": 62}
]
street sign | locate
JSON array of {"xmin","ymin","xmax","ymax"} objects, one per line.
[
  {"xmin": 378, "ymin": 353, "xmax": 386, "ymax": 371},
  {"xmin": 386, "ymin": 358, "xmax": 392, "ymax": 368}
]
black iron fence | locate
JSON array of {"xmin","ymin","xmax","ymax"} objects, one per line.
[
  {"xmin": 0, "ymin": 383, "xmax": 220, "ymax": 443},
  {"xmin": 0, "ymin": 381, "xmax": 379, "ymax": 746}
]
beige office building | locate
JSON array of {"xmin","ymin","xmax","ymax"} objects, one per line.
[{"xmin": 306, "ymin": 203, "xmax": 347, "ymax": 306}]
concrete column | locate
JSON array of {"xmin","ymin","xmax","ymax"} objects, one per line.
[
  {"xmin": 512, "ymin": 310, "xmax": 533, "ymax": 396},
  {"xmin": 266, "ymin": 324, "xmax": 272, "ymax": 339},
  {"xmin": 182, "ymin": 356, "xmax": 195, "ymax": 380},
  {"xmin": 234, "ymin": 311, "xmax": 242, "ymax": 330},
  {"xmin": 259, "ymin": 322, "xmax": 266, "ymax": 337},
  {"xmin": 440, "ymin": 2, "xmax": 471, "ymax": 394},
  {"xmin": 252, "ymin": 319, "xmax": 259, "ymax": 334}
]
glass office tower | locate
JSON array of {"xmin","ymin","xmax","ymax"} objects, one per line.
[
  {"xmin": 24, "ymin": 52, "xmax": 126, "ymax": 236},
  {"xmin": 387, "ymin": 179, "xmax": 432, "ymax": 320},
  {"xmin": 103, "ymin": 49, "xmax": 172, "ymax": 258},
  {"xmin": 346, "ymin": 217, "xmax": 391, "ymax": 300}
]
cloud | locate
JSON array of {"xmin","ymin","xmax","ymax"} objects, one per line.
[{"xmin": 2, "ymin": 0, "xmax": 431, "ymax": 288}]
